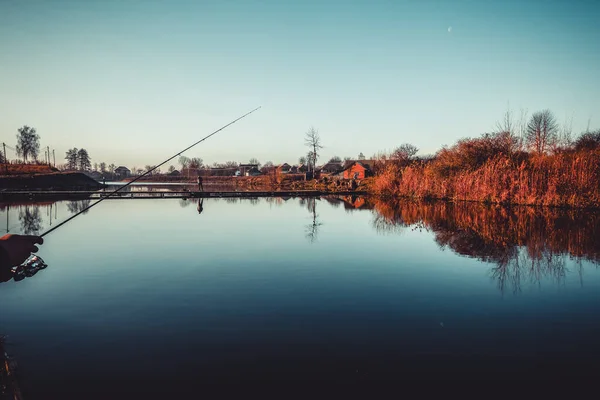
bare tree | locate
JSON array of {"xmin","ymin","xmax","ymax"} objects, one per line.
[
  {"xmin": 557, "ymin": 112, "xmax": 574, "ymax": 150},
  {"xmin": 179, "ymin": 156, "xmax": 191, "ymax": 177},
  {"xmin": 358, "ymin": 152, "xmax": 366, "ymax": 160},
  {"xmin": 190, "ymin": 157, "xmax": 203, "ymax": 168},
  {"xmin": 298, "ymin": 156, "xmax": 306, "ymax": 165},
  {"xmin": 168, "ymin": 165, "xmax": 176, "ymax": 173},
  {"xmin": 99, "ymin": 162, "xmax": 107, "ymax": 173},
  {"xmin": 304, "ymin": 127, "xmax": 323, "ymax": 172},
  {"xmin": 306, "ymin": 151, "xmax": 315, "ymax": 171},
  {"xmin": 495, "ymin": 106, "xmax": 514, "ymax": 136},
  {"xmin": 16, "ymin": 125, "xmax": 40, "ymax": 162},
  {"xmin": 516, "ymin": 108, "xmax": 529, "ymax": 151},
  {"xmin": 249, "ymin": 157, "xmax": 261, "ymax": 167},
  {"xmin": 392, "ymin": 143, "xmax": 419, "ymax": 161},
  {"xmin": 525, "ymin": 109, "xmax": 558, "ymax": 154},
  {"xmin": 304, "ymin": 198, "xmax": 322, "ymax": 244},
  {"xmin": 328, "ymin": 156, "xmax": 342, "ymax": 163}
]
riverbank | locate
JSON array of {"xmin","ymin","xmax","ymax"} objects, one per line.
[
  {"xmin": 0, "ymin": 172, "xmax": 103, "ymax": 191},
  {"xmin": 370, "ymin": 133, "xmax": 600, "ymax": 209}
]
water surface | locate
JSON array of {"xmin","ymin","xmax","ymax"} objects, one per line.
[{"xmin": 1, "ymin": 196, "xmax": 599, "ymax": 394}]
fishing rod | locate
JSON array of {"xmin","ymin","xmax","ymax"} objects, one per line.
[{"xmin": 39, "ymin": 106, "xmax": 261, "ymax": 238}]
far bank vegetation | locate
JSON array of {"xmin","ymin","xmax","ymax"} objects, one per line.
[{"xmin": 371, "ymin": 109, "xmax": 600, "ymax": 208}]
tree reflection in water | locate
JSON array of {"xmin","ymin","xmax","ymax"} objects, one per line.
[
  {"xmin": 66, "ymin": 200, "xmax": 91, "ymax": 215},
  {"xmin": 18, "ymin": 205, "xmax": 42, "ymax": 235},
  {"xmin": 368, "ymin": 198, "xmax": 600, "ymax": 294},
  {"xmin": 300, "ymin": 197, "xmax": 322, "ymax": 244}
]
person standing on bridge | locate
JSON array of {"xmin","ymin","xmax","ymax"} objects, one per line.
[{"xmin": 197, "ymin": 175, "xmax": 204, "ymax": 192}]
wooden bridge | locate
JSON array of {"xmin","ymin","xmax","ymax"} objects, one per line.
[{"xmin": 0, "ymin": 190, "xmax": 368, "ymax": 201}]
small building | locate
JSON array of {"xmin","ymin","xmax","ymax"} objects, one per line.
[
  {"xmin": 238, "ymin": 163, "xmax": 259, "ymax": 177},
  {"xmin": 320, "ymin": 161, "xmax": 343, "ymax": 175},
  {"xmin": 276, "ymin": 163, "xmax": 292, "ymax": 174},
  {"xmin": 341, "ymin": 160, "xmax": 374, "ymax": 180},
  {"xmin": 289, "ymin": 165, "xmax": 299, "ymax": 174},
  {"xmin": 115, "ymin": 166, "xmax": 131, "ymax": 178},
  {"xmin": 168, "ymin": 170, "xmax": 181, "ymax": 176},
  {"xmin": 246, "ymin": 167, "xmax": 262, "ymax": 176},
  {"xmin": 298, "ymin": 164, "xmax": 308, "ymax": 173}
]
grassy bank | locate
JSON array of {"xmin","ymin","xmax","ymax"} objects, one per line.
[
  {"xmin": 370, "ymin": 131, "xmax": 600, "ymax": 209},
  {"xmin": 0, "ymin": 172, "xmax": 102, "ymax": 190}
]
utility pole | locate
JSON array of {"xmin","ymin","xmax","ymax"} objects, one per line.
[
  {"xmin": 53, "ymin": 149, "xmax": 56, "ymax": 167},
  {"xmin": 2, "ymin": 142, "xmax": 7, "ymax": 174},
  {"xmin": 47, "ymin": 146, "xmax": 50, "ymax": 166}
]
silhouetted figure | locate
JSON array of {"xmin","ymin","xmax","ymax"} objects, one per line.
[
  {"xmin": 197, "ymin": 199, "xmax": 204, "ymax": 215},
  {"xmin": 197, "ymin": 176, "xmax": 204, "ymax": 192}
]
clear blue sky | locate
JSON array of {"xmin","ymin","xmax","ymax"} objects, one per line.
[{"xmin": 1, "ymin": 0, "xmax": 599, "ymax": 168}]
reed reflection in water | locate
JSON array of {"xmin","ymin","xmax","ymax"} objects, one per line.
[{"xmin": 368, "ymin": 198, "xmax": 600, "ymax": 294}]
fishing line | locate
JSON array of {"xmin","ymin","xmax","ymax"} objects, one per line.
[{"xmin": 39, "ymin": 106, "xmax": 261, "ymax": 238}]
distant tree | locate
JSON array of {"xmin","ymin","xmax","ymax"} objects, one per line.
[
  {"xmin": 136, "ymin": 168, "xmax": 144, "ymax": 175},
  {"xmin": 304, "ymin": 127, "xmax": 323, "ymax": 172},
  {"xmin": 249, "ymin": 157, "xmax": 261, "ymax": 167},
  {"xmin": 298, "ymin": 156, "xmax": 306, "ymax": 165},
  {"xmin": 65, "ymin": 148, "xmax": 78, "ymax": 170},
  {"xmin": 145, "ymin": 165, "xmax": 155, "ymax": 174},
  {"xmin": 16, "ymin": 125, "xmax": 40, "ymax": 162},
  {"xmin": 168, "ymin": 165, "xmax": 176, "ymax": 173},
  {"xmin": 261, "ymin": 161, "xmax": 274, "ymax": 174},
  {"xmin": 343, "ymin": 156, "xmax": 352, "ymax": 162},
  {"xmin": 357, "ymin": 152, "xmax": 366, "ymax": 160},
  {"xmin": 99, "ymin": 162, "xmax": 107, "ymax": 173},
  {"xmin": 495, "ymin": 106, "xmax": 515, "ymax": 137},
  {"xmin": 328, "ymin": 156, "xmax": 342, "ymax": 163},
  {"xmin": 392, "ymin": 143, "xmax": 419, "ymax": 161},
  {"xmin": 179, "ymin": 156, "xmax": 191, "ymax": 169},
  {"xmin": 0, "ymin": 149, "xmax": 5, "ymax": 163},
  {"xmin": 108, "ymin": 163, "xmax": 116, "ymax": 174},
  {"xmin": 189, "ymin": 157, "xmax": 203, "ymax": 169},
  {"xmin": 77, "ymin": 148, "xmax": 91, "ymax": 171},
  {"xmin": 224, "ymin": 161, "xmax": 239, "ymax": 168},
  {"xmin": 526, "ymin": 109, "xmax": 558, "ymax": 154},
  {"xmin": 556, "ymin": 113, "xmax": 574, "ymax": 150},
  {"xmin": 179, "ymin": 156, "xmax": 192, "ymax": 177},
  {"xmin": 574, "ymin": 129, "xmax": 600, "ymax": 151},
  {"xmin": 93, "ymin": 162, "xmax": 98, "ymax": 171}
]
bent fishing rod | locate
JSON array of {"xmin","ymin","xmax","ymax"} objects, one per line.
[{"xmin": 39, "ymin": 106, "xmax": 261, "ymax": 238}]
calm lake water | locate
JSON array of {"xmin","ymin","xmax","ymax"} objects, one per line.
[{"xmin": 1, "ymin": 196, "xmax": 600, "ymax": 394}]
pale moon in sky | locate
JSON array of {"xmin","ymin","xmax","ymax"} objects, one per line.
[{"xmin": 448, "ymin": 26, "xmax": 452, "ymax": 33}]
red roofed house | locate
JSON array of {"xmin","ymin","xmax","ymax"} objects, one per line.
[{"xmin": 341, "ymin": 160, "xmax": 375, "ymax": 180}]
